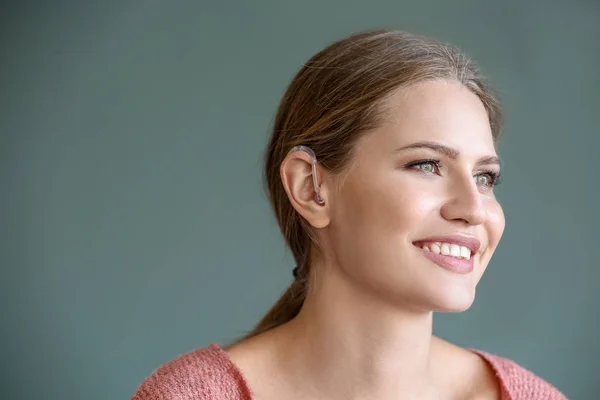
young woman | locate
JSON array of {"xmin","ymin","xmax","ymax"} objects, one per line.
[{"xmin": 133, "ymin": 29, "xmax": 566, "ymax": 400}]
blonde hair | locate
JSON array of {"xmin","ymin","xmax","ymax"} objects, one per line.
[{"xmin": 247, "ymin": 29, "xmax": 502, "ymax": 339}]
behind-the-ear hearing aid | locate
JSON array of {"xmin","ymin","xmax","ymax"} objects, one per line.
[{"xmin": 287, "ymin": 145, "xmax": 325, "ymax": 205}]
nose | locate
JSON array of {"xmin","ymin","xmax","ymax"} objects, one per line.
[{"xmin": 440, "ymin": 174, "xmax": 487, "ymax": 226}]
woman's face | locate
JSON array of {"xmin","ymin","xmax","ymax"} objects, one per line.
[{"xmin": 326, "ymin": 80, "xmax": 505, "ymax": 312}]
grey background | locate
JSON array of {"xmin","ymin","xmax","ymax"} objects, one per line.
[{"xmin": 1, "ymin": 1, "xmax": 598, "ymax": 399}]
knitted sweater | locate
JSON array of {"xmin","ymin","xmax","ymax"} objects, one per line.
[{"xmin": 132, "ymin": 344, "xmax": 567, "ymax": 399}]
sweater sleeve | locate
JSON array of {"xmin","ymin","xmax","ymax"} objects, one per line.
[
  {"xmin": 131, "ymin": 345, "xmax": 252, "ymax": 400},
  {"xmin": 477, "ymin": 351, "xmax": 568, "ymax": 400},
  {"xmin": 131, "ymin": 351, "xmax": 215, "ymax": 400}
]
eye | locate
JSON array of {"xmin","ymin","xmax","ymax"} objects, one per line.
[
  {"xmin": 475, "ymin": 175, "xmax": 490, "ymax": 186},
  {"xmin": 407, "ymin": 159, "xmax": 441, "ymax": 174},
  {"xmin": 474, "ymin": 171, "xmax": 501, "ymax": 188}
]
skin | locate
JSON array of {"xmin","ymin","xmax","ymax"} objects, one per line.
[{"xmin": 226, "ymin": 80, "xmax": 506, "ymax": 400}]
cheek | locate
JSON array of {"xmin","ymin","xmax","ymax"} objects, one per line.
[
  {"xmin": 476, "ymin": 202, "xmax": 504, "ymax": 283},
  {"xmin": 335, "ymin": 182, "xmax": 441, "ymax": 254},
  {"xmin": 486, "ymin": 200, "xmax": 506, "ymax": 248},
  {"xmin": 357, "ymin": 183, "xmax": 429, "ymax": 231}
]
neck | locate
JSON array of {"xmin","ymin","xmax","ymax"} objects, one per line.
[{"xmin": 272, "ymin": 265, "xmax": 441, "ymax": 400}]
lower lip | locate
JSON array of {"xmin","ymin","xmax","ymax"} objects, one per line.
[{"xmin": 418, "ymin": 246, "xmax": 474, "ymax": 274}]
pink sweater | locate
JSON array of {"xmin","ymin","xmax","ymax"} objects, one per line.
[{"xmin": 132, "ymin": 344, "xmax": 567, "ymax": 399}]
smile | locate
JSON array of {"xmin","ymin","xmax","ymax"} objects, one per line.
[
  {"xmin": 420, "ymin": 242, "xmax": 471, "ymax": 260},
  {"xmin": 412, "ymin": 241, "xmax": 477, "ymax": 274}
]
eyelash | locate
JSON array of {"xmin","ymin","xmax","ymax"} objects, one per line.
[{"xmin": 405, "ymin": 159, "xmax": 502, "ymax": 188}]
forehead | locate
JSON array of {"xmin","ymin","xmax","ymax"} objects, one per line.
[{"xmin": 365, "ymin": 80, "xmax": 496, "ymax": 156}]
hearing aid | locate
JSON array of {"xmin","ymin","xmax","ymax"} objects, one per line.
[{"xmin": 287, "ymin": 145, "xmax": 325, "ymax": 205}]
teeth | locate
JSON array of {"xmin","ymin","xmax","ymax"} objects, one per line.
[
  {"xmin": 441, "ymin": 243, "xmax": 450, "ymax": 255},
  {"xmin": 450, "ymin": 244, "xmax": 460, "ymax": 257},
  {"xmin": 422, "ymin": 242, "xmax": 472, "ymax": 260},
  {"xmin": 460, "ymin": 246, "xmax": 471, "ymax": 260}
]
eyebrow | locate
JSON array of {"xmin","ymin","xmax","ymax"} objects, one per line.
[{"xmin": 393, "ymin": 141, "xmax": 501, "ymax": 167}]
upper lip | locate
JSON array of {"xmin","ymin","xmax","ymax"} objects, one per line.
[{"xmin": 413, "ymin": 234, "xmax": 481, "ymax": 254}]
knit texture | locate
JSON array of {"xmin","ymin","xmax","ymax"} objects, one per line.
[{"xmin": 132, "ymin": 344, "xmax": 567, "ymax": 399}]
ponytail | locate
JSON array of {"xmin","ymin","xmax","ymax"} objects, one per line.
[{"xmin": 242, "ymin": 277, "xmax": 307, "ymax": 339}]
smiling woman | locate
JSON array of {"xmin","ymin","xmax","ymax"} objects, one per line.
[{"xmin": 132, "ymin": 29, "xmax": 566, "ymax": 400}]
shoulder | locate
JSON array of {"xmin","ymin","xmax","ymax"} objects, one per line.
[
  {"xmin": 131, "ymin": 344, "xmax": 252, "ymax": 400},
  {"xmin": 474, "ymin": 350, "xmax": 567, "ymax": 400}
]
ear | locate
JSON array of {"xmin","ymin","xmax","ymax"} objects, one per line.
[{"xmin": 280, "ymin": 151, "xmax": 331, "ymax": 229}]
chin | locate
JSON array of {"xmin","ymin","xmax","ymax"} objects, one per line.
[
  {"xmin": 382, "ymin": 281, "xmax": 477, "ymax": 314},
  {"xmin": 433, "ymin": 301, "xmax": 475, "ymax": 313},
  {"xmin": 430, "ymin": 288, "xmax": 477, "ymax": 313}
]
